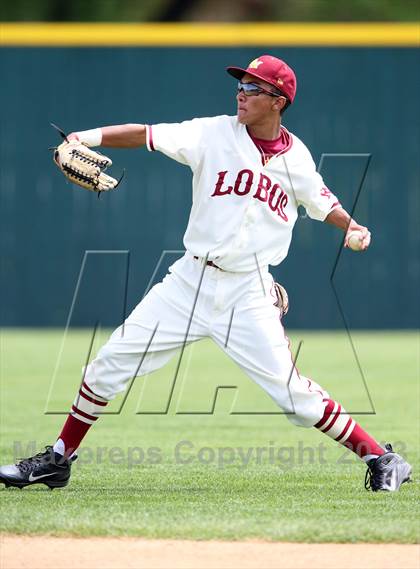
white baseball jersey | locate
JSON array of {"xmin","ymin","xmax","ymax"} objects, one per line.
[
  {"xmin": 83, "ymin": 114, "xmax": 340, "ymax": 429},
  {"xmin": 146, "ymin": 115, "xmax": 340, "ymax": 272}
]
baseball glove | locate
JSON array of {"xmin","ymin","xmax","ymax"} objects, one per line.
[
  {"xmin": 53, "ymin": 139, "xmax": 121, "ymax": 193},
  {"xmin": 273, "ymin": 282, "xmax": 289, "ymax": 318}
]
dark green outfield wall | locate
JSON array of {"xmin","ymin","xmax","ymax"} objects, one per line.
[{"xmin": 1, "ymin": 47, "xmax": 419, "ymax": 328}]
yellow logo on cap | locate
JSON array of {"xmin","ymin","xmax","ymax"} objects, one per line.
[
  {"xmin": 248, "ymin": 58, "xmax": 263, "ymax": 69},
  {"xmin": 277, "ymin": 78, "xmax": 284, "ymax": 85}
]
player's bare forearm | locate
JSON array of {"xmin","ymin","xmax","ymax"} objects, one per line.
[
  {"xmin": 101, "ymin": 124, "xmax": 146, "ymax": 147},
  {"xmin": 325, "ymin": 207, "xmax": 353, "ymax": 231},
  {"xmin": 325, "ymin": 207, "xmax": 371, "ymax": 250},
  {"xmin": 68, "ymin": 124, "xmax": 147, "ymax": 148}
]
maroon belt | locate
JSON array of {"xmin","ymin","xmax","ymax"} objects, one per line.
[{"xmin": 193, "ymin": 256, "xmax": 223, "ymax": 271}]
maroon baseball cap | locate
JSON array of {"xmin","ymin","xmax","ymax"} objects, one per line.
[{"xmin": 227, "ymin": 55, "xmax": 297, "ymax": 103}]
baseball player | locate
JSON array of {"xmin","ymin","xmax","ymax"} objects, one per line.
[{"xmin": 0, "ymin": 55, "xmax": 412, "ymax": 492}]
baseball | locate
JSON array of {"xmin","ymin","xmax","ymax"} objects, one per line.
[{"xmin": 347, "ymin": 230, "xmax": 364, "ymax": 251}]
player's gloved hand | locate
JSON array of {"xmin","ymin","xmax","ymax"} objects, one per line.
[
  {"xmin": 52, "ymin": 129, "xmax": 123, "ymax": 194},
  {"xmin": 273, "ymin": 282, "xmax": 289, "ymax": 318},
  {"xmin": 344, "ymin": 223, "xmax": 371, "ymax": 251}
]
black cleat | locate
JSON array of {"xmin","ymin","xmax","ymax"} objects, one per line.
[
  {"xmin": 0, "ymin": 446, "xmax": 76, "ymax": 489},
  {"xmin": 365, "ymin": 444, "xmax": 412, "ymax": 492}
]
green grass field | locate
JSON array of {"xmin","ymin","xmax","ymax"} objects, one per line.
[{"xmin": 0, "ymin": 329, "xmax": 418, "ymax": 542}]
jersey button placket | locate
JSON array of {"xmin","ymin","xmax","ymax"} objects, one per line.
[
  {"xmin": 244, "ymin": 201, "xmax": 257, "ymax": 226},
  {"xmin": 236, "ymin": 202, "xmax": 255, "ymax": 249}
]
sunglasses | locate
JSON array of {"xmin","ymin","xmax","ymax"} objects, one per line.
[{"xmin": 237, "ymin": 81, "xmax": 283, "ymax": 98}]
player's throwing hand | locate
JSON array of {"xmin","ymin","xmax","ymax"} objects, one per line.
[{"xmin": 344, "ymin": 224, "xmax": 371, "ymax": 251}]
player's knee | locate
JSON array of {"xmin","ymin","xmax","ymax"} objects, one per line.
[{"xmin": 96, "ymin": 342, "xmax": 119, "ymax": 363}]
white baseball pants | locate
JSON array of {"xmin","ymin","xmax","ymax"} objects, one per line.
[{"xmin": 84, "ymin": 253, "xmax": 328, "ymax": 427}]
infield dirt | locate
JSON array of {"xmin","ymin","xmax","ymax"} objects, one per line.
[{"xmin": 1, "ymin": 535, "xmax": 419, "ymax": 569}]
